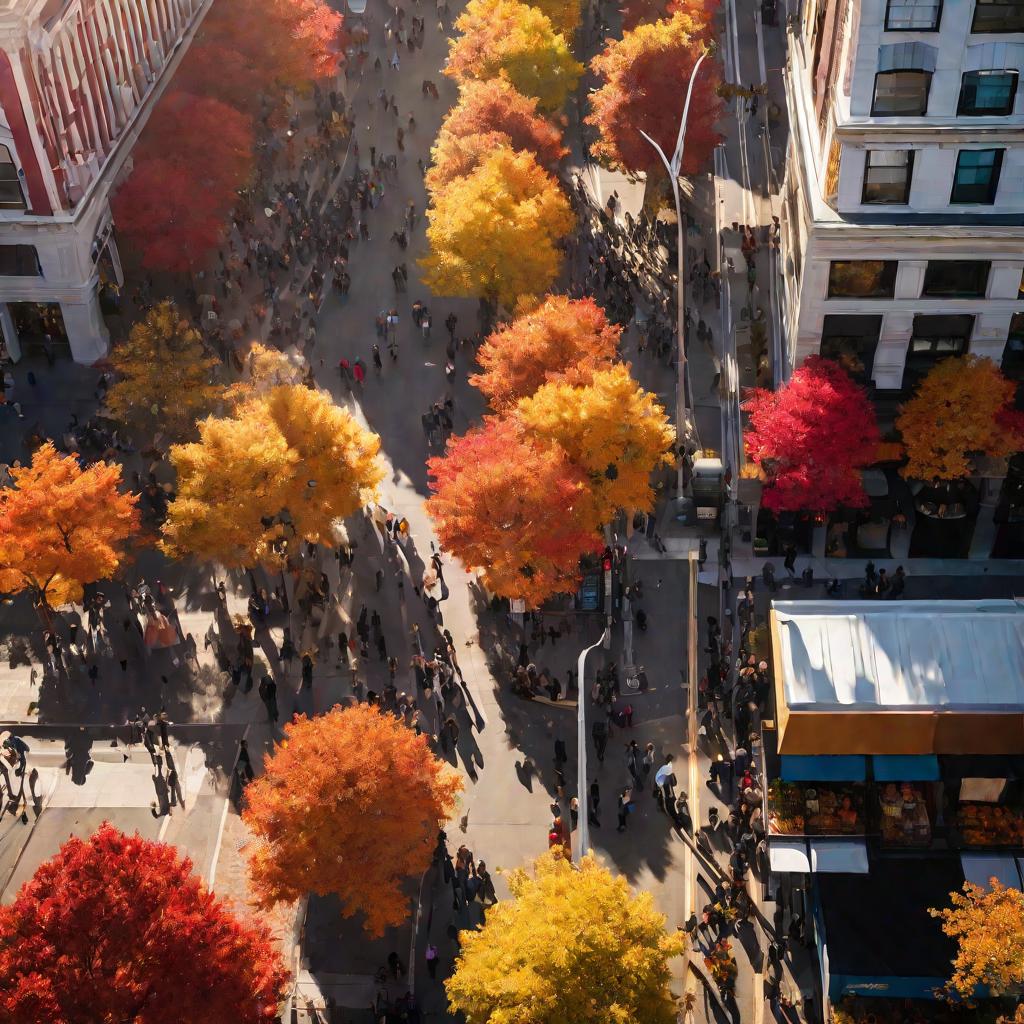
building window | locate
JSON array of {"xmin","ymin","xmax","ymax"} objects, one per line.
[
  {"xmin": 862, "ymin": 150, "xmax": 915, "ymax": 204},
  {"xmin": 820, "ymin": 314, "xmax": 883, "ymax": 382},
  {"xmin": 0, "ymin": 146, "xmax": 24, "ymax": 211},
  {"xmin": 972, "ymin": 0, "xmax": 1024, "ymax": 32},
  {"xmin": 908, "ymin": 314, "xmax": 973, "ymax": 365},
  {"xmin": 0, "ymin": 244, "xmax": 40, "ymax": 276},
  {"xmin": 958, "ymin": 70, "xmax": 1018, "ymax": 114},
  {"xmin": 950, "ymin": 149, "xmax": 1004, "ymax": 203},
  {"xmin": 922, "ymin": 261, "xmax": 991, "ymax": 298},
  {"xmin": 1004, "ymin": 313, "xmax": 1024, "ymax": 380},
  {"xmin": 872, "ymin": 71, "xmax": 932, "ymax": 115},
  {"xmin": 827, "ymin": 260, "xmax": 898, "ymax": 298},
  {"xmin": 885, "ymin": 0, "xmax": 942, "ymax": 29}
]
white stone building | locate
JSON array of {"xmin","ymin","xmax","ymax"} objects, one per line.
[
  {"xmin": 0, "ymin": 0, "xmax": 210, "ymax": 364},
  {"xmin": 780, "ymin": 0, "xmax": 1024, "ymax": 395}
]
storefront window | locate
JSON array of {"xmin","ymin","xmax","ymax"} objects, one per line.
[
  {"xmin": 878, "ymin": 782, "xmax": 933, "ymax": 846},
  {"xmin": 768, "ymin": 781, "xmax": 866, "ymax": 835},
  {"xmin": 955, "ymin": 801, "xmax": 1024, "ymax": 846}
]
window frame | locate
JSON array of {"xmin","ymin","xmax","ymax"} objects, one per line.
[
  {"xmin": 827, "ymin": 260, "xmax": 900, "ymax": 299},
  {"xmin": 861, "ymin": 150, "xmax": 916, "ymax": 205},
  {"xmin": 885, "ymin": 0, "xmax": 943, "ymax": 30},
  {"xmin": 0, "ymin": 145, "xmax": 24, "ymax": 211},
  {"xmin": 921, "ymin": 261, "xmax": 991, "ymax": 299},
  {"xmin": 950, "ymin": 148, "xmax": 1004, "ymax": 204},
  {"xmin": 971, "ymin": 0, "xmax": 1024, "ymax": 33},
  {"xmin": 958, "ymin": 69, "xmax": 1019, "ymax": 115},
  {"xmin": 872, "ymin": 70, "xmax": 932, "ymax": 116},
  {"xmin": 908, "ymin": 315, "xmax": 974, "ymax": 366}
]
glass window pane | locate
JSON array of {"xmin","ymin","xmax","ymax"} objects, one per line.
[
  {"xmin": 972, "ymin": 0, "xmax": 1024, "ymax": 33},
  {"xmin": 828, "ymin": 261, "xmax": 899, "ymax": 298},
  {"xmin": 873, "ymin": 72, "xmax": 931, "ymax": 116},
  {"xmin": 863, "ymin": 150, "xmax": 913, "ymax": 203},
  {"xmin": 951, "ymin": 149, "xmax": 1003, "ymax": 203},
  {"xmin": 886, "ymin": 0, "xmax": 942, "ymax": 27},
  {"xmin": 922, "ymin": 261, "xmax": 990, "ymax": 298},
  {"xmin": 959, "ymin": 71, "xmax": 1017, "ymax": 115}
]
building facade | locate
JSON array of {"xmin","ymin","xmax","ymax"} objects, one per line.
[
  {"xmin": 779, "ymin": 0, "xmax": 1024, "ymax": 396},
  {"xmin": 0, "ymin": 0, "xmax": 210, "ymax": 364}
]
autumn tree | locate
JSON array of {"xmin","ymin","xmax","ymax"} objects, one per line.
[
  {"xmin": 446, "ymin": 852, "xmax": 685, "ymax": 1024},
  {"xmin": 225, "ymin": 342, "xmax": 307, "ymax": 405},
  {"xmin": 587, "ymin": 10, "xmax": 722, "ymax": 176},
  {"xmin": 161, "ymin": 385, "xmax": 383, "ymax": 568},
  {"xmin": 104, "ymin": 300, "xmax": 223, "ymax": 441},
  {"xmin": 743, "ymin": 356, "xmax": 881, "ymax": 513},
  {"xmin": 112, "ymin": 95, "xmax": 253, "ymax": 272},
  {"xmin": 426, "ymin": 418, "xmax": 600, "ymax": 605},
  {"xmin": 620, "ymin": 0, "xmax": 719, "ymax": 31},
  {"xmin": 471, "ymin": 295, "xmax": 621, "ymax": 408},
  {"xmin": 446, "ymin": 0, "xmax": 583, "ymax": 111},
  {"xmin": 517, "ymin": 364, "xmax": 675, "ymax": 526},
  {"xmin": 0, "ymin": 443, "xmax": 139, "ymax": 612},
  {"xmin": 896, "ymin": 355, "xmax": 1024, "ymax": 482},
  {"xmin": 244, "ymin": 705, "xmax": 462, "ymax": 937},
  {"xmin": 0, "ymin": 822, "xmax": 288, "ymax": 1024},
  {"xmin": 930, "ymin": 880, "xmax": 1024, "ymax": 1020},
  {"xmin": 525, "ymin": 0, "xmax": 581, "ymax": 37},
  {"xmin": 427, "ymin": 78, "xmax": 567, "ymax": 191},
  {"xmin": 421, "ymin": 147, "xmax": 573, "ymax": 309}
]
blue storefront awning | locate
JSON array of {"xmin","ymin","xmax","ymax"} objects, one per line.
[
  {"xmin": 872, "ymin": 754, "xmax": 941, "ymax": 781},
  {"xmin": 781, "ymin": 755, "xmax": 867, "ymax": 782}
]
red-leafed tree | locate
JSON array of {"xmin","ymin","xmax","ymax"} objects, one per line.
[
  {"xmin": 619, "ymin": 0, "xmax": 718, "ymax": 31},
  {"xmin": 471, "ymin": 294, "xmax": 621, "ymax": 408},
  {"xmin": 426, "ymin": 417, "xmax": 601, "ymax": 606},
  {"xmin": 113, "ymin": 94, "xmax": 253, "ymax": 272},
  {"xmin": 587, "ymin": 10, "xmax": 722, "ymax": 176},
  {"xmin": 442, "ymin": 79, "xmax": 567, "ymax": 168},
  {"xmin": 743, "ymin": 356, "xmax": 881, "ymax": 513},
  {"xmin": 0, "ymin": 822, "xmax": 288, "ymax": 1024}
]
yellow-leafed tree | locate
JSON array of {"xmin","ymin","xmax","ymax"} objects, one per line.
[
  {"xmin": 516, "ymin": 363, "xmax": 676, "ymax": 526},
  {"xmin": 471, "ymin": 295, "xmax": 621, "ymax": 409},
  {"xmin": 0, "ymin": 442, "xmax": 139, "ymax": 611},
  {"xmin": 526, "ymin": 0, "xmax": 581, "ymax": 36},
  {"xmin": 446, "ymin": 852, "xmax": 685, "ymax": 1024},
  {"xmin": 225, "ymin": 341, "xmax": 306, "ymax": 405},
  {"xmin": 104, "ymin": 300, "xmax": 223, "ymax": 441},
  {"xmin": 161, "ymin": 385, "xmax": 383, "ymax": 567},
  {"xmin": 445, "ymin": 0, "xmax": 583, "ymax": 111},
  {"xmin": 421, "ymin": 147, "xmax": 573, "ymax": 310},
  {"xmin": 244, "ymin": 705, "xmax": 462, "ymax": 937},
  {"xmin": 896, "ymin": 355, "xmax": 1024, "ymax": 482},
  {"xmin": 930, "ymin": 880, "xmax": 1024, "ymax": 1020}
]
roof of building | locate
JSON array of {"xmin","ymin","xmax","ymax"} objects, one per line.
[{"xmin": 774, "ymin": 600, "xmax": 1024, "ymax": 712}]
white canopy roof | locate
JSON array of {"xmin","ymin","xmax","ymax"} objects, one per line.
[{"xmin": 774, "ymin": 600, "xmax": 1024, "ymax": 711}]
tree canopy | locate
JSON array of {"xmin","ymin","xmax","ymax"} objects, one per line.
[
  {"xmin": 446, "ymin": 0, "xmax": 583, "ymax": 111},
  {"xmin": 471, "ymin": 295, "xmax": 621, "ymax": 409},
  {"xmin": 743, "ymin": 356, "xmax": 881, "ymax": 513},
  {"xmin": 421, "ymin": 147, "xmax": 573, "ymax": 309},
  {"xmin": 244, "ymin": 705, "xmax": 462, "ymax": 936},
  {"xmin": 0, "ymin": 443, "xmax": 139, "ymax": 609},
  {"xmin": 930, "ymin": 880, "xmax": 1024, "ymax": 1019},
  {"xmin": 161, "ymin": 385, "xmax": 383, "ymax": 567},
  {"xmin": 517, "ymin": 363, "xmax": 675, "ymax": 525},
  {"xmin": 446, "ymin": 852, "xmax": 685, "ymax": 1024},
  {"xmin": 426, "ymin": 417, "xmax": 600, "ymax": 606},
  {"xmin": 105, "ymin": 300, "xmax": 222, "ymax": 441},
  {"xmin": 896, "ymin": 355, "xmax": 1024, "ymax": 482},
  {"xmin": 0, "ymin": 822, "xmax": 288, "ymax": 1024},
  {"xmin": 587, "ymin": 10, "xmax": 722, "ymax": 175}
]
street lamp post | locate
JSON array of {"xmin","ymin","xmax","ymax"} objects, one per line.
[
  {"xmin": 575, "ymin": 627, "xmax": 608, "ymax": 864},
  {"xmin": 639, "ymin": 49, "xmax": 710, "ymax": 486}
]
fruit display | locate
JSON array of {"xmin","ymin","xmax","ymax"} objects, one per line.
[
  {"xmin": 956, "ymin": 802, "xmax": 1024, "ymax": 847},
  {"xmin": 878, "ymin": 782, "xmax": 931, "ymax": 846},
  {"xmin": 768, "ymin": 780, "xmax": 864, "ymax": 835}
]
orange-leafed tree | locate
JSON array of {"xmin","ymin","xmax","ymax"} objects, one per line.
[
  {"xmin": 524, "ymin": 0, "xmax": 581, "ymax": 37},
  {"xmin": 426, "ymin": 417, "xmax": 601, "ymax": 605},
  {"xmin": 428, "ymin": 79, "xmax": 567, "ymax": 192},
  {"xmin": 620, "ymin": 0, "xmax": 718, "ymax": 31},
  {"xmin": 471, "ymin": 295, "xmax": 621, "ymax": 408},
  {"xmin": 743, "ymin": 356, "xmax": 881, "ymax": 513},
  {"xmin": 446, "ymin": 0, "xmax": 583, "ymax": 111},
  {"xmin": 587, "ymin": 10, "xmax": 722, "ymax": 176},
  {"xmin": 0, "ymin": 822, "xmax": 288, "ymax": 1024},
  {"xmin": 896, "ymin": 355, "xmax": 1024, "ymax": 482},
  {"xmin": 244, "ymin": 705, "xmax": 462, "ymax": 937},
  {"xmin": 930, "ymin": 880, "xmax": 1024, "ymax": 1020},
  {"xmin": 0, "ymin": 443, "xmax": 139, "ymax": 613},
  {"xmin": 517, "ymin": 363, "xmax": 676, "ymax": 525},
  {"xmin": 421, "ymin": 147, "xmax": 574, "ymax": 309}
]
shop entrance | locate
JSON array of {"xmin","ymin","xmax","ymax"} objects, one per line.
[{"xmin": 9, "ymin": 302, "xmax": 69, "ymax": 359}]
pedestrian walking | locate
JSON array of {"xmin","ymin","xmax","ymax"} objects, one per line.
[
  {"xmin": 425, "ymin": 943, "xmax": 439, "ymax": 979},
  {"xmin": 554, "ymin": 733, "xmax": 567, "ymax": 766},
  {"xmin": 591, "ymin": 718, "xmax": 608, "ymax": 761},
  {"xmin": 259, "ymin": 674, "xmax": 279, "ymax": 721},
  {"xmin": 617, "ymin": 787, "xmax": 632, "ymax": 832}
]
